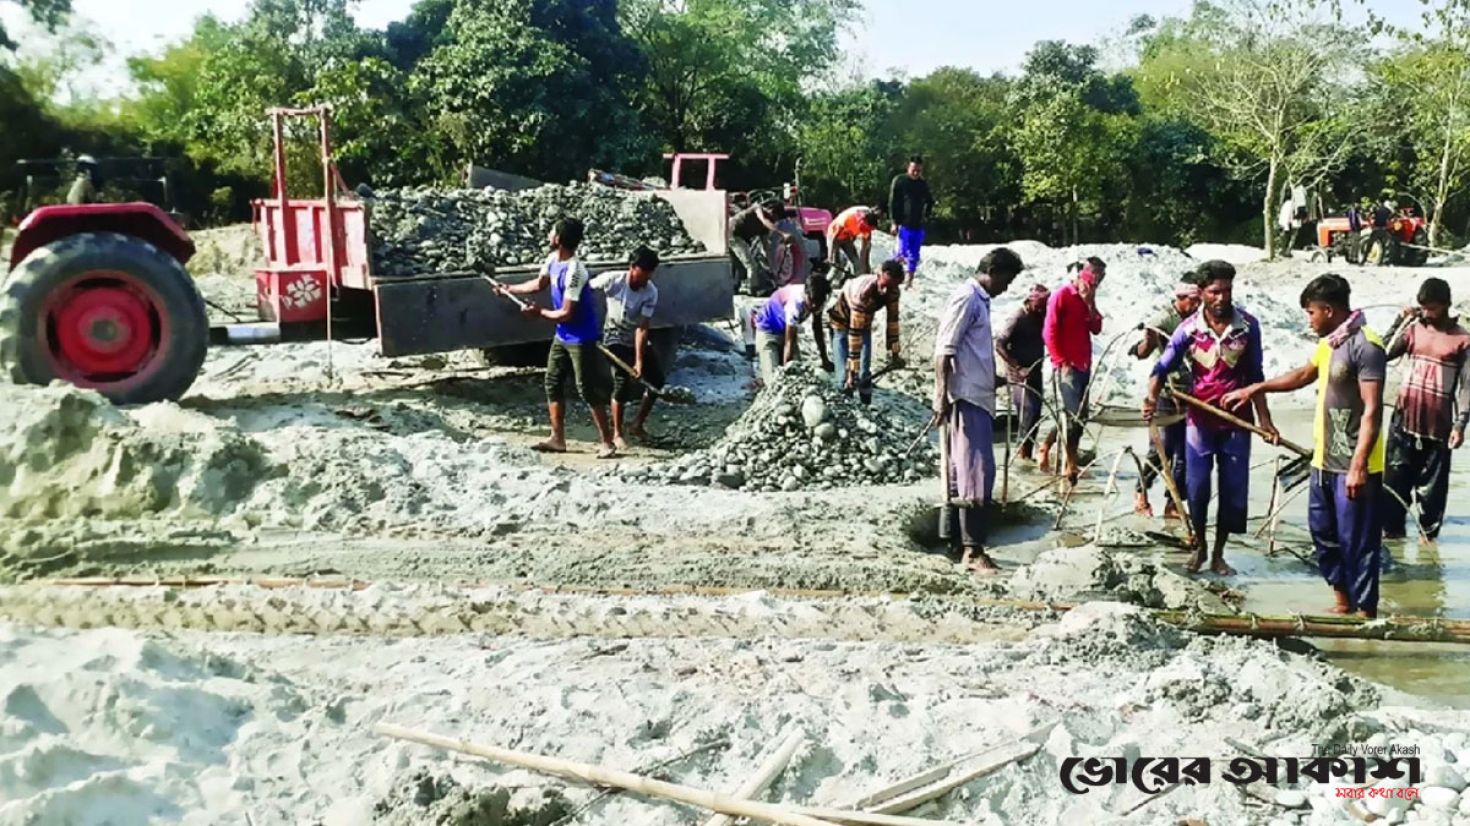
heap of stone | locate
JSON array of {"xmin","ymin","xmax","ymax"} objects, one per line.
[
  {"xmin": 624, "ymin": 362, "xmax": 938, "ymax": 492},
  {"xmin": 368, "ymin": 183, "xmax": 706, "ymax": 276}
]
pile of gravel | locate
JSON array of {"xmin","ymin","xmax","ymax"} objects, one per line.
[
  {"xmin": 368, "ymin": 183, "xmax": 706, "ymax": 276},
  {"xmin": 620, "ymin": 362, "xmax": 938, "ymax": 492}
]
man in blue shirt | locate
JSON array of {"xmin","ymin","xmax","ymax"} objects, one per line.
[{"xmin": 497, "ymin": 218, "xmax": 618, "ymax": 458}]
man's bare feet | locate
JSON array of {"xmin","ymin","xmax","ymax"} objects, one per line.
[
  {"xmin": 1209, "ymin": 558, "xmax": 1236, "ymax": 576},
  {"xmin": 1185, "ymin": 550, "xmax": 1205, "ymax": 574},
  {"xmin": 1162, "ymin": 502, "xmax": 1181, "ymax": 521},
  {"xmin": 1038, "ymin": 447, "xmax": 1052, "ymax": 474},
  {"xmin": 1328, "ymin": 588, "xmax": 1352, "ymax": 615},
  {"xmin": 1354, "ymin": 609, "xmax": 1377, "ymax": 620},
  {"xmin": 532, "ymin": 439, "xmax": 567, "ymax": 453},
  {"xmin": 1018, "ymin": 448, "xmax": 1034, "ymax": 463},
  {"xmin": 613, "ymin": 436, "xmax": 628, "ymax": 451},
  {"xmin": 596, "ymin": 443, "xmax": 617, "ymax": 459},
  {"xmin": 961, "ymin": 547, "xmax": 1000, "ymax": 575},
  {"xmin": 1133, "ymin": 492, "xmax": 1154, "ymax": 516}
]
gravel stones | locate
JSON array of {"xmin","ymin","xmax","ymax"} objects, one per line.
[
  {"xmin": 619, "ymin": 362, "xmax": 938, "ymax": 492},
  {"xmin": 367, "ymin": 182, "xmax": 706, "ymax": 276}
]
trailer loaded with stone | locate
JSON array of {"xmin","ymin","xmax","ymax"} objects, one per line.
[{"xmin": 0, "ymin": 105, "xmax": 734, "ymax": 404}]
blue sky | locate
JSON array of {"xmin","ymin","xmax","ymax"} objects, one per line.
[{"xmin": 0, "ymin": 0, "xmax": 1432, "ymax": 96}]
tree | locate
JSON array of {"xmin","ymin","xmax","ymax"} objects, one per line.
[
  {"xmin": 410, "ymin": 0, "xmax": 650, "ymax": 182},
  {"xmin": 1136, "ymin": 0, "xmax": 1356, "ymax": 257},
  {"xmin": 1, "ymin": 0, "xmax": 70, "ymax": 51},
  {"xmin": 620, "ymin": 0, "xmax": 854, "ymax": 183},
  {"xmin": 1374, "ymin": 4, "xmax": 1470, "ymax": 247},
  {"xmin": 796, "ymin": 79, "xmax": 903, "ymax": 209}
]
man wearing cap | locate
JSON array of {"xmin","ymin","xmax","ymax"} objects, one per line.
[
  {"xmin": 1133, "ymin": 273, "xmax": 1202, "ymax": 517},
  {"xmin": 996, "ymin": 283, "xmax": 1050, "ymax": 462}
]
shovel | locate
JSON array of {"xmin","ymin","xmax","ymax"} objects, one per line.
[
  {"xmin": 484, "ymin": 275, "xmax": 694, "ymax": 405},
  {"xmin": 1168, "ymin": 389, "xmax": 1312, "ymax": 490},
  {"xmin": 596, "ymin": 342, "xmax": 694, "ymax": 405}
]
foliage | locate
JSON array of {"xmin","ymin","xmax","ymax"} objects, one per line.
[
  {"xmin": 1, "ymin": 0, "xmax": 70, "ymax": 51},
  {"xmin": 795, "ymin": 80, "xmax": 903, "ymax": 208}
]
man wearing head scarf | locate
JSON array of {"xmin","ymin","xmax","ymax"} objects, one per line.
[
  {"xmin": 996, "ymin": 283, "xmax": 1050, "ymax": 461},
  {"xmin": 1133, "ymin": 273, "xmax": 1203, "ymax": 517}
]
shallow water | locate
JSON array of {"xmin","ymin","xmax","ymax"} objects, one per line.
[{"xmin": 1021, "ymin": 408, "xmax": 1470, "ymax": 708}]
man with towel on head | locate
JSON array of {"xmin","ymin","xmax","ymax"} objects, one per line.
[
  {"xmin": 1133, "ymin": 272, "xmax": 1203, "ymax": 518},
  {"xmin": 996, "ymin": 283, "xmax": 1050, "ymax": 462}
]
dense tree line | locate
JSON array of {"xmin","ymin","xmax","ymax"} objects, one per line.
[{"xmin": 2, "ymin": 0, "xmax": 1468, "ymax": 252}]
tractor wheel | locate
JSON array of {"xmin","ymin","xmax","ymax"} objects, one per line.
[
  {"xmin": 1407, "ymin": 227, "xmax": 1431, "ymax": 267},
  {"xmin": 0, "ymin": 231, "xmax": 207, "ymax": 404},
  {"xmin": 1363, "ymin": 232, "xmax": 1397, "ymax": 267}
]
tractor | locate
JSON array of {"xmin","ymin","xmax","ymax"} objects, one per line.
[
  {"xmin": 1, "ymin": 106, "xmax": 734, "ymax": 406},
  {"xmin": 1315, "ymin": 195, "xmax": 1432, "ymax": 267}
]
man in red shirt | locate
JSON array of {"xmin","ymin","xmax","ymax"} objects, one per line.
[{"xmin": 1039, "ymin": 257, "xmax": 1106, "ymax": 482}]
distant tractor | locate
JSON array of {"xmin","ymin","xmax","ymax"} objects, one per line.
[
  {"xmin": 1315, "ymin": 197, "xmax": 1432, "ymax": 267},
  {"xmin": 2, "ymin": 106, "xmax": 734, "ymax": 405}
]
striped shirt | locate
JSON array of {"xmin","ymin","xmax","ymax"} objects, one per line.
[
  {"xmin": 827, "ymin": 274, "xmax": 900, "ymax": 373},
  {"xmin": 1387, "ymin": 319, "xmax": 1470, "ymax": 442}
]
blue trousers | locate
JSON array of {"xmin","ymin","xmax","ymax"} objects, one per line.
[
  {"xmin": 1309, "ymin": 469, "xmax": 1383, "ymax": 614},
  {"xmin": 896, "ymin": 226, "xmax": 925, "ymax": 275},
  {"xmin": 831, "ymin": 328, "xmax": 873, "ymax": 402},
  {"xmin": 1185, "ymin": 426, "xmax": 1251, "ymax": 544}
]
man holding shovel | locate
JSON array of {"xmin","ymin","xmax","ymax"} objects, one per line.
[
  {"xmin": 592, "ymin": 246, "xmax": 662, "ymax": 450},
  {"xmin": 932, "ymin": 247, "xmax": 1025, "ymax": 575},
  {"xmin": 1222, "ymin": 273, "xmax": 1387, "ymax": 618},
  {"xmin": 495, "ymin": 218, "xmax": 618, "ymax": 459},
  {"xmin": 1144, "ymin": 260, "xmax": 1272, "ymax": 576}
]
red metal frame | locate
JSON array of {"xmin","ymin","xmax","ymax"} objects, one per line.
[
  {"xmin": 663, "ymin": 153, "xmax": 730, "ymax": 190},
  {"xmin": 9, "ymin": 203, "xmax": 193, "ymax": 271},
  {"xmin": 251, "ymin": 106, "xmax": 364, "ymax": 324}
]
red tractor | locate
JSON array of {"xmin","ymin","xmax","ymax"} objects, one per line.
[{"xmin": 1315, "ymin": 196, "xmax": 1432, "ymax": 267}]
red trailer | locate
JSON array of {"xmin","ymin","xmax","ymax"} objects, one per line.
[{"xmin": 1, "ymin": 106, "xmax": 735, "ymax": 404}]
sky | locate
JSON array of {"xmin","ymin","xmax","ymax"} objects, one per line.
[{"xmin": 0, "ymin": 0, "xmax": 1434, "ymax": 97}]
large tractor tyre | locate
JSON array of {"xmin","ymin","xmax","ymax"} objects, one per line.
[
  {"xmin": 0, "ymin": 232, "xmax": 208, "ymax": 404},
  {"xmin": 1407, "ymin": 227, "xmax": 1431, "ymax": 267},
  {"xmin": 1363, "ymin": 231, "xmax": 1398, "ymax": 267}
]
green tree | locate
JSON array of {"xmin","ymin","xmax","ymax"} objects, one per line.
[
  {"xmin": 1136, "ymin": 0, "xmax": 1356, "ymax": 257},
  {"xmin": 1, "ymin": 0, "xmax": 70, "ymax": 51},
  {"xmin": 796, "ymin": 79, "xmax": 903, "ymax": 209},
  {"xmin": 620, "ymin": 0, "xmax": 855, "ymax": 182},
  {"xmin": 410, "ymin": 0, "xmax": 649, "ymax": 182}
]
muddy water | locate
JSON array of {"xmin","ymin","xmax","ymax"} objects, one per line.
[{"xmin": 1038, "ymin": 408, "xmax": 1470, "ymax": 707}]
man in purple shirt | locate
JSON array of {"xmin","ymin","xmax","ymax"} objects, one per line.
[{"xmin": 1143, "ymin": 260, "xmax": 1276, "ymax": 576}]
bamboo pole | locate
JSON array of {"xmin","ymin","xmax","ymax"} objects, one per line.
[
  {"xmin": 1002, "ymin": 405, "xmax": 1012, "ymax": 504},
  {"xmin": 702, "ymin": 729, "xmax": 806, "ymax": 826},
  {"xmin": 1266, "ymin": 457, "xmax": 1282, "ymax": 557},
  {"xmin": 1148, "ymin": 423, "xmax": 1196, "ymax": 549},
  {"xmin": 866, "ymin": 742, "xmax": 1041, "ymax": 815},
  {"xmin": 375, "ymin": 724, "xmax": 964, "ymax": 826}
]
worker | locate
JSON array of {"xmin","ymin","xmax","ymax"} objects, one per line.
[
  {"xmin": 1133, "ymin": 273, "xmax": 1203, "ymax": 518},
  {"xmin": 1038, "ymin": 257, "xmax": 1107, "ymax": 483},
  {"xmin": 826, "ymin": 205, "xmax": 880, "ymax": 277},
  {"xmin": 593, "ymin": 246, "xmax": 662, "ymax": 450},
  {"xmin": 933, "ymin": 247, "xmax": 1025, "ymax": 575},
  {"xmin": 753, "ymin": 271, "xmax": 833, "ymax": 385},
  {"xmin": 729, "ymin": 200, "xmax": 798, "ymax": 296},
  {"xmin": 66, "ymin": 155, "xmax": 100, "ymax": 205},
  {"xmin": 828, "ymin": 258, "xmax": 904, "ymax": 406},
  {"xmin": 995, "ymin": 283, "xmax": 1050, "ymax": 462},
  {"xmin": 1223, "ymin": 274, "xmax": 1386, "ymax": 617},
  {"xmin": 889, "ymin": 154, "xmax": 935, "ymax": 287},
  {"xmin": 1381, "ymin": 277, "xmax": 1470, "ymax": 543},
  {"xmin": 497, "ymin": 218, "xmax": 618, "ymax": 459},
  {"xmin": 1145, "ymin": 260, "xmax": 1271, "ymax": 577}
]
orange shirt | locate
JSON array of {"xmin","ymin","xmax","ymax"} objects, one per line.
[{"xmin": 829, "ymin": 207, "xmax": 873, "ymax": 243}]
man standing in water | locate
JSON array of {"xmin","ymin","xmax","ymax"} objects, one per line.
[
  {"xmin": 1381, "ymin": 278, "xmax": 1470, "ymax": 543},
  {"xmin": 995, "ymin": 283, "xmax": 1050, "ymax": 462},
  {"xmin": 933, "ymin": 247, "xmax": 1025, "ymax": 574},
  {"xmin": 1144, "ymin": 260, "xmax": 1272, "ymax": 576},
  {"xmin": 1223, "ymin": 274, "xmax": 1386, "ymax": 617},
  {"xmin": 1133, "ymin": 273, "xmax": 1202, "ymax": 517}
]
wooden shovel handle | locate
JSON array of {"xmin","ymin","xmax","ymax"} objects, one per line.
[{"xmin": 1168, "ymin": 390, "xmax": 1311, "ymax": 458}]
